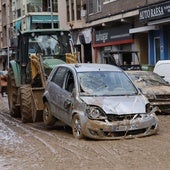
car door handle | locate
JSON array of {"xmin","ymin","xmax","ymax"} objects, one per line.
[{"xmin": 64, "ymin": 99, "xmax": 72, "ymax": 109}]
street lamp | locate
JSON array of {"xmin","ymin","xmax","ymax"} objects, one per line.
[
  {"xmin": 6, "ymin": 3, "xmax": 10, "ymax": 69},
  {"xmin": 50, "ymin": 0, "xmax": 54, "ymax": 29}
]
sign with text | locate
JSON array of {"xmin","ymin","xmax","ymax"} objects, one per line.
[
  {"xmin": 94, "ymin": 24, "xmax": 132, "ymax": 45},
  {"xmin": 139, "ymin": 1, "xmax": 170, "ymax": 22}
]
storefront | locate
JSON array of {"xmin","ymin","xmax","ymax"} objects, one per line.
[
  {"xmin": 139, "ymin": 1, "xmax": 170, "ymax": 65},
  {"xmin": 93, "ymin": 23, "xmax": 135, "ymax": 64}
]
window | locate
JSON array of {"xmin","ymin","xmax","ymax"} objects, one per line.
[
  {"xmin": 17, "ymin": 9, "xmax": 21, "ymax": 17},
  {"xmin": 66, "ymin": 0, "xmax": 70, "ymax": 22},
  {"xmin": 52, "ymin": 67, "xmax": 68, "ymax": 88},
  {"xmin": 89, "ymin": 1, "xmax": 93, "ymax": 14},
  {"xmin": 71, "ymin": 0, "xmax": 75, "ymax": 20},
  {"xmin": 76, "ymin": 0, "xmax": 81, "ymax": 20},
  {"xmin": 65, "ymin": 71, "xmax": 74, "ymax": 93},
  {"xmin": 97, "ymin": 0, "xmax": 101, "ymax": 12}
]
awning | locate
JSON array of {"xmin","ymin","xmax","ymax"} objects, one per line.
[
  {"xmin": 76, "ymin": 28, "xmax": 92, "ymax": 45},
  {"xmin": 148, "ymin": 18, "xmax": 170, "ymax": 25},
  {"xmin": 32, "ymin": 15, "xmax": 58, "ymax": 23},
  {"xmin": 129, "ymin": 25, "xmax": 158, "ymax": 34},
  {"xmin": 15, "ymin": 20, "xmax": 21, "ymax": 30}
]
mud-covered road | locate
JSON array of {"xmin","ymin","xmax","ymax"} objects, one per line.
[{"xmin": 0, "ymin": 95, "xmax": 170, "ymax": 170}]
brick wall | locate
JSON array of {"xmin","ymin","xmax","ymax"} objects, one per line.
[{"xmin": 86, "ymin": 0, "xmax": 166, "ymax": 22}]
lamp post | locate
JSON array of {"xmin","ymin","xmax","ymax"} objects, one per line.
[
  {"xmin": 50, "ymin": 0, "xmax": 54, "ymax": 29},
  {"xmin": 6, "ymin": 2, "xmax": 10, "ymax": 69}
]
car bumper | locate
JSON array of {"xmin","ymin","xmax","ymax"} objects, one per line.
[{"xmin": 83, "ymin": 113, "xmax": 159, "ymax": 140}]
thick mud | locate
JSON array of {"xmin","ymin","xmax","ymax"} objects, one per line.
[{"xmin": 0, "ymin": 96, "xmax": 170, "ymax": 170}]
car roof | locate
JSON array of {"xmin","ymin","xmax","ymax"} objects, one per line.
[{"xmin": 57, "ymin": 63, "xmax": 123, "ymax": 72}]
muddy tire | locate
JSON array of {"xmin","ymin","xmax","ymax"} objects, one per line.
[
  {"xmin": 20, "ymin": 85, "xmax": 33, "ymax": 123},
  {"xmin": 7, "ymin": 68, "xmax": 20, "ymax": 117},
  {"xmin": 72, "ymin": 114, "xmax": 84, "ymax": 139},
  {"xmin": 43, "ymin": 102, "xmax": 56, "ymax": 127}
]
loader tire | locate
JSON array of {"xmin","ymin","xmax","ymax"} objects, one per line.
[
  {"xmin": 7, "ymin": 68, "xmax": 20, "ymax": 117},
  {"xmin": 20, "ymin": 85, "xmax": 33, "ymax": 123}
]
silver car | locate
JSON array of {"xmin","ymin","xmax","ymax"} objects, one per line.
[{"xmin": 43, "ymin": 64, "xmax": 159, "ymax": 139}]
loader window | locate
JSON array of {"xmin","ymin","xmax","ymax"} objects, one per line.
[{"xmin": 28, "ymin": 33, "xmax": 71, "ymax": 58}]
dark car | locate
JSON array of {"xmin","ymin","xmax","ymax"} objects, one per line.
[
  {"xmin": 127, "ymin": 70, "xmax": 170, "ymax": 113},
  {"xmin": 42, "ymin": 64, "xmax": 159, "ymax": 139}
]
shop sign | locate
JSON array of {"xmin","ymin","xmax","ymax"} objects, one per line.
[
  {"xmin": 94, "ymin": 24, "xmax": 132, "ymax": 45},
  {"xmin": 139, "ymin": 1, "xmax": 170, "ymax": 22}
]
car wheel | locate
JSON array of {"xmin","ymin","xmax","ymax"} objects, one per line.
[
  {"xmin": 43, "ymin": 102, "xmax": 56, "ymax": 126},
  {"xmin": 72, "ymin": 114, "xmax": 84, "ymax": 139}
]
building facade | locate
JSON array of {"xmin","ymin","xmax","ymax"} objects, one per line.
[
  {"xmin": 1, "ymin": 0, "xmax": 170, "ymax": 67},
  {"xmin": 83, "ymin": 0, "xmax": 169, "ymax": 66},
  {"xmin": 12, "ymin": 0, "xmax": 59, "ymax": 32},
  {"xmin": 0, "ymin": 0, "xmax": 60, "ymax": 69},
  {"xmin": 0, "ymin": 0, "xmax": 12, "ymax": 69},
  {"xmin": 60, "ymin": 0, "xmax": 92, "ymax": 63}
]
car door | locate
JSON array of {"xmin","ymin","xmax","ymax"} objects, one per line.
[
  {"xmin": 58, "ymin": 70, "xmax": 75, "ymax": 125},
  {"xmin": 48, "ymin": 66, "xmax": 68, "ymax": 120}
]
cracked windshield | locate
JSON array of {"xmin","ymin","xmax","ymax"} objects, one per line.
[{"xmin": 79, "ymin": 71, "xmax": 138, "ymax": 96}]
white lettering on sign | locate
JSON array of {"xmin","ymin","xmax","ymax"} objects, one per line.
[
  {"xmin": 140, "ymin": 6, "xmax": 164, "ymax": 20},
  {"xmin": 96, "ymin": 33, "xmax": 108, "ymax": 43}
]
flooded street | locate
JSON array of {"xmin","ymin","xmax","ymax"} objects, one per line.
[{"xmin": 0, "ymin": 95, "xmax": 170, "ymax": 170}]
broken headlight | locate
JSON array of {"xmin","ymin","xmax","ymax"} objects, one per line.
[{"xmin": 86, "ymin": 106, "xmax": 106, "ymax": 120}]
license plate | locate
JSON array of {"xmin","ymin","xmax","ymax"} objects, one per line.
[{"xmin": 114, "ymin": 125, "xmax": 127, "ymax": 131}]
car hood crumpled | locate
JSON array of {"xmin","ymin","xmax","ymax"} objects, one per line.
[
  {"xmin": 80, "ymin": 95, "xmax": 147, "ymax": 115},
  {"xmin": 138, "ymin": 85, "xmax": 170, "ymax": 96}
]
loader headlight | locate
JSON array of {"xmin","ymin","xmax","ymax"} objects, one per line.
[{"xmin": 86, "ymin": 106, "xmax": 106, "ymax": 120}]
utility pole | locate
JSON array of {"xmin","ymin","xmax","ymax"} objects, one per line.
[{"xmin": 50, "ymin": 0, "xmax": 54, "ymax": 28}]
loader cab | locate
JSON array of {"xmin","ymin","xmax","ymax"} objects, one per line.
[
  {"xmin": 14, "ymin": 29, "xmax": 73, "ymax": 84},
  {"xmin": 17, "ymin": 29, "xmax": 72, "ymax": 63}
]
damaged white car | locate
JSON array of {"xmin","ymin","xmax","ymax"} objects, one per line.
[
  {"xmin": 127, "ymin": 70, "xmax": 170, "ymax": 114},
  {"xmin": 43, "ymin": 64, "xmax": 159, "ymax": 139}
]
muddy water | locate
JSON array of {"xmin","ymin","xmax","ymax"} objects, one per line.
[{"xmin": 0, "ymin": 96, "xmax": 170, "ymax": 170}]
